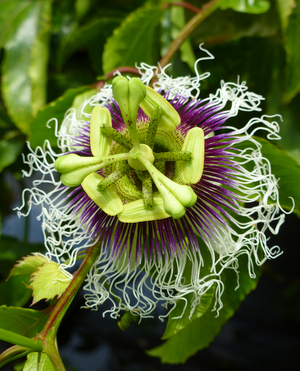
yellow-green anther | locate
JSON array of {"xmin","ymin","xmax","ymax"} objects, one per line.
[
  {"xmin": 154, "ymin": 181, "xmax": 186, "ymax": 219},
  {"xmin": 181, "ymin": 127, "xmax": 205, "ymax": 184},
  {"xmin": 82, "ymin": 172, "xmax": 123, "ymax": 216},
  {"xmin": 154, "ymin": 151, "xmax": 192, "ymax": 163},
  {"xmin": 128, "ymin": 144, "xmax": 154, "ymax": 171},
  {"xmin": 55, "ymin": 154, "xmax": 102, "ymax": 173},
  {"xmin": 60, "ymin": 163, "xmax": 103, "ymax": 187},
  {"xmin": 112, "ymin": 76, "xmax": 146, "ymax": 149},
  {"xmin": 90, "ymin": 105, "xmax": 112, "ymax": 157},
  {"xmin": 118, "ymin": 197, "xmax": 170, "ymax": 223},
  {"xmin": 100, "ymin": 125, "xmax": 132, "ymax": 150},
  {"xmin": 146, "ymin": 106, "xmax": 162, "ymax": 149},
  {"xmin": 97, "ymin": 164, "xmax": 131, "ymax": 192},
  {"xmin": 139, "ymin": 85, "xmax": 181, "ymax": 131},
  {"xmin": 142, "ymin": 174, "xmax": 153, "ymax": 209}
]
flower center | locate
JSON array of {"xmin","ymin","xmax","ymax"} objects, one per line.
[{"xmin": 54, "ymin": 77, "xmax": 205, "ymax": 222}]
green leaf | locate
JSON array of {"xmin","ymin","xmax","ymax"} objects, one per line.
[
  {"xmin": 276, "ymin": 0, "xmax": 296, "ymax": 30},
  {"xmin": 256, "ymin": 137, "xmax": 300, "ymax": 216},
  {"xmin": 283, "ymin": 3, "xmax": 300, "ymax": 103},
  {"xmin": 0, "ymin": 275, "xmax": 32, "ymax": 307},
  {"xmin": 30, "ymin": 261, "xmax": 72, "ymax": 304},
  {"xmin": 1, "ymin": 0, "xmax": 52, "ymax": 135},
  {"xmin": 9, "ymin": 254, "xmax": 48, "ymax": 278},
  {"xmin": 148, "ymin": 254, "xmax": 260, "ymax": 363},
  {"xmin": 220, "ymin": 0, "xmax": 271, "ymax": 13},
  {"xmin": 0, "ymin": 133, "xmax": 24, "ymax": 172},
  {"xmin": 0, "ymin": 306, "xmax": 49, "ymax": 338},
  {"xmin": 23, "ymin": 352, "xmax": 55, "ymax": 371},
  {"xmin": 103, "ymin": 4, "xmax": 162, "ymax": 74},
  {"xmin": 0, "ymin": 0, "xmax": 27, "ymax": 47},
  {"xmin": 29, "ymin": 86, "xmax": 92, "ymax": 148},
  {"xmin": 58, "ymin": 17, "xmax": 122, "ymax": 74},
  {"xmin": 170, "ymin": 6, "xmax": 196, "ymax": 72}
]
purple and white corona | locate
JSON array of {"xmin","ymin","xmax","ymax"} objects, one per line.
[{"xmin": 18, "ymin": 48, "xmax": 286, "ymax": 319}]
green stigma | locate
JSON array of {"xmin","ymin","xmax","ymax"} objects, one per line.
[{"xmin": 54, "ymin": 77, "xmax": 205, "ymax": 221}]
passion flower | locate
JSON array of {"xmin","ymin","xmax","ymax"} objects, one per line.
[{"xmin": 18, "ymin": 52, "xmax": 286, "ymax": 319}]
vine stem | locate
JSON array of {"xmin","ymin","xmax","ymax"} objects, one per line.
[
  {"xmin": 159, "ymin": 0, "xmax": 223, "ymax": 68},
  {"xmin": 37, "ymin": 243, "xmax": 101, "ymax": 370}
]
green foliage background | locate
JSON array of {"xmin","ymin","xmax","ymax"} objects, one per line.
[{"xmin": 0, "ymin": 0, "xmax": 300, "ymax": 369}]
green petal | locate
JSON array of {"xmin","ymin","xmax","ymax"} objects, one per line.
[
  {"xmin": 140, "ymin": 85, "xmax": 181, "ymax": 130},
  {"xmin": 82, "ymin": 172, "xmax": 124, "ymax": 216},
  {"xmin": 118, "ymin": 197, "xmax": 170, "ymax": 222},
  {"xmin": 181, "ymin": 127, "xmax": 205, "ymax": 184},
  {"xmin": 90, "ymin": 105, "xmax": 112, "ymax": 157}
]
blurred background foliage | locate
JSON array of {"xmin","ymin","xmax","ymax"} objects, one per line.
[{"xmin": 0, "ymin": 0, "xmax": 300, "ymax": 369}]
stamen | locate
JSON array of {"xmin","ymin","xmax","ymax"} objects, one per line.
[
  {"xmin": 145, "ymin": 106, "xmax": 162, "ymax": 149},
  {"xmin": 137, "ymin": 156, "xmax": 197, "ymax": 219},
  {"xmin": 136, "ymin": 170, "xmax": 153, "ymax": 209},
  {"xmin": 97, "ymin": 164, "xmax": 132, "ymax": 191},
  {"xmin": 100, "ymin": 125, "xmax": 132, "ymax": 150},
  {"xmin": 154, "ymin": 151, "xmax": 192, "ymax": 162}
]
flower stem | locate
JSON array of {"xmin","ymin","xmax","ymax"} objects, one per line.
[
  {"xmin": 159, "ymin": 0, "xmax": 223, "ymax": 68},
  {"xmin": 163, "ymin": 1, "xmax": 201, "ymax": 13},
  {"xmin": 38, "ymin": 243, "xmax": 101, "ymax": 370}
]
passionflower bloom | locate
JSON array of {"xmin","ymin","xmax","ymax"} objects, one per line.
[{"xmin": 18, "ymin": 49, "xmax": 286, "ymax": 319}]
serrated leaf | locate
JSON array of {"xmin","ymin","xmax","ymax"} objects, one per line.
[
  {"xmin": 148, "ymin": 254, "xmax": 260, "ymax": 364},
  {"xmin": 103, "ymin": 4, "xmax": 162, "ymax": 74},
  {"xmin": 220, "ymin": 0, "xmax": 270, "ymax": 13},
  {"xmin": 283, "ymin": 4, "xmax": 300, "ymax": 103},
  {"xmin": 9, "ymin": 254, "xmax": 48, "ymax": 278},
  {"xmin": 30, "ymin": 261, "xmax": 72, "ymax": 304},
  {"xmin": 23, "ymin": 352, "xmax": 55, "ymax": 371},
  {"xmin": 1, "ymin": 0, "xmax": 52, "ymax": 135},
  {"xmin": 0, "ymin": 306, "xmax": 49, "ymax": 338},
  {"xmin": 29, "ymin": 86, "xmax": 91, "ymax": 148},
  {"xmin": 276, "ymin": 0, "xmax": 296, "ymax": 30}
]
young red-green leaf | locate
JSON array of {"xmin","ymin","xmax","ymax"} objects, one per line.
[
  {"xmin": 30, "ymin": 261, "xmax": 72, "ymax": 304},
  {"xmin": 103, "ymin": 4, "xmax": 162, "ymax": 74},
  {"xmin": 1, "ymin": 0, "xmax": 52, "ymax": 135},
  {"xmin": 276, "ymin": 0, "xmax": 296, "ymax": 30},
  {"xmin": 9, "ymin": 254, "xmax": 48, "ymax": 279},
  {"xmin": 0, "ymin": 306, "xmax": 49, "ymax": 338},
  {"xmin": 23, "ymin": 352, "xmax": 55, "ymax": 371}
]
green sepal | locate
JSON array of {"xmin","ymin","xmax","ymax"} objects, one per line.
[
  {"xmin": 118, "ymin": 197, "xmax": 170, "ymax": 223},
  {"xmin": 82, "ymin": 172, "xmax": 124, "ymax": 216},
  {"xmin": 90, "ymin": 105, "xmax": 112, "ymax": 157},
  {"xmin": 140, "ymin": 85, "xmax": 181, "ymax": 131},
  {"xmin": 181, "ymin": 127, "xmax": 205, "ymax": 184}
]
